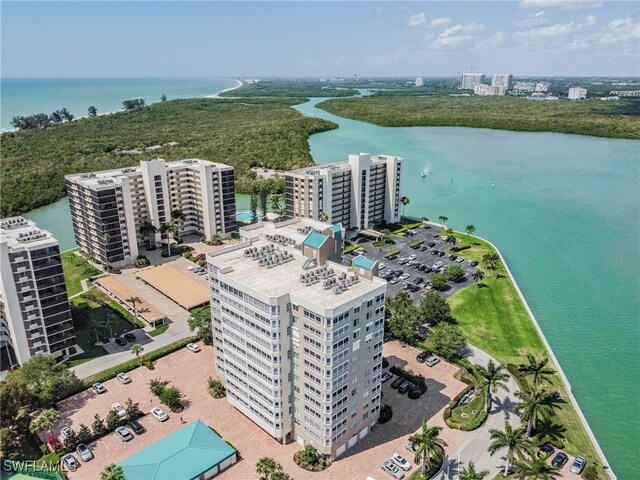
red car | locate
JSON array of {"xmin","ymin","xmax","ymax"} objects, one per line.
[{"xmin": 46, "ymin": 436, "xmax": 63, "ymax": 452}]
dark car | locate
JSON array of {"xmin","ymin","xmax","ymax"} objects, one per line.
[
  {"xmin": 128, "ymin": 420, "xmax": 146, "ymax": 435},
  {"xmin": 416, "ymin": 351, "xmax": 430, "ymax": 363},
  {"xmin": 391, "ymin": 377, "xmax": 404, "ymax": 389},
  {"xmin": 424, "ymin": 266, "xmax": 433, "ymax": 273},
  {"xmin": 387, "ymin": 254, "xmax": 398, "ymax": 261},
  {"xmin": 537, "ymin": 443, "xmax": 555, "ymax": 458},
  {"xmin": 430, "ymin": 249, "xmax": 438, "ymax": 255},
  {"xmin": 551, "ymin": 452, "xmax": 569, "ymax": 468},
  {"xmin": 414, "ymin": 277, "xmax": 424, "ymax": 285},
  {"xmin": 428, "ymin": 242, "xmax": 436, "ymax": 248},
  {"xmin": 124, "ymin": 333, "xmax": 136, "ymax": 343},
  {"xmin": 417, "ymin": 264, "xmax": 426, "ymax": 271},
  {"xmin": 470, "ymin": 260, "xmax": 479, "ymax": 266},
  {"xmin": 115, "ymin": 337, "xmax": 127, "ymax": 346},
  {"xmin": 398, "ymin": 380, "xmax": 412, "ymax": 394},
  {"xmin": 449, "ymin": 255, "xmax": 457, "ymax": 261},
  {"xmin": 437, "ymin": 251, "xmax": 445, "ymax": 257}
]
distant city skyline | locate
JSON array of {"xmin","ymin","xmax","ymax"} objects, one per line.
[{"xmin": 1, "ymin": 1, "xmax": 639, "ymax": 78}]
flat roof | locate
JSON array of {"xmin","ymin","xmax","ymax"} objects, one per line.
[
  {"xmin": 118, "ymin": 420, "xmax": 236, "ymax": 480},
  {"xmin": 97, "ymin": 276, "xmax": 166, "ymax": 324},
  {"xmin": 209, "ymin": 220, "xmax": 385, "ymax": 309},
  {"xmin": 0, "ymin": 217, "xmax": 56, "ymax": 250},
  {"xmin": 137, "ymin": 264, "xmax": 209, "ymax": 310}
]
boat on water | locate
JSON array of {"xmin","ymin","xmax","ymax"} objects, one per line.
[{"xmin": 421, "ymin": 168, "xmax": 429, "ymax": 177}]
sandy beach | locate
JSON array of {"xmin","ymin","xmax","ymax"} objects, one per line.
[{"xmin": 206, "ymin": 79, "xmax": 243, "ymax": 98}]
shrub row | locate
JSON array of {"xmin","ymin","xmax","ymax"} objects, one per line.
[
  {"xmin": 409, "ymin": 239, "xmax": 425, "ymax": 248},
  {"xmin": 392, "ymin": 222, "xmax": 422, "ymax": 235},
  {"xmin": 443, "ymin": 385, "xmax": 473, "ymax": 421},
  {"xmin": 82, "ymin": 336, "xmax": 198, "ymax": 386},
  {"xmin": 389, "ymin": 365, "xmax": 427, "ymax": 393},
  {"xmin": 148, "ymin": 324, "xmax": 169, "ymax": 337},
  {"xmin": 383, "ymin": 249, "xmax": 401, "ymax": 258},
  {"xmin": 450, "ymin": 244, "xmax": 471, "ymax": 252}
]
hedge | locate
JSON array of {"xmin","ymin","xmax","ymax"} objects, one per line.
[
  {"xmin": 148, "ymin": 324, "xmax": 169, "ymax": 337},
  {"xmin": 389, "ymin": 365, "xmax": 427, "ymax": 393},
  {"xmin": 443, "ymin": 385, "xmax": 473, "ymax": 420},
  {"xmin": 384, "ymin": 249, "xmax": 402, "ymax": 258},
  {"xmin": 408, "ymin": 389, "xmax": 423, "ymax": 399},
  {"xmin": 82, "ymin": 336, "xmax": 198, "ymax": 386},
  {"xmin": 409, "ymin": 239, "xmax": 425, "ymax": 248},
  {"xmin": 392, "ymin": 222, "xmax": 422, "ymax": 235},
  {"xmin": 451, "ymin": 244, "xmax": 471, "ymax": 252},
  {"xmin": 378, "ymin": 404, "xmax": 393, "ymax": 424}
]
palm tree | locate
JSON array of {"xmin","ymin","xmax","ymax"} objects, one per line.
[
  {"xmin": 170, "ymin": 210, "xmax": 186, "ymax": 242},
  {"xmin": 445, "ymin": 235, "xmax": 457, "ymax": 247},
  {"xmin": 91, "ymin": 319, "xmax": 108, "ymax": 343},
  {"xmin": 130, "ymin": 343, "xmax": 144, "ymax": 365},
  {"xmin": 516, "ymin": 457, "xmax": 561, "ymax": 480},
  {"xmin": 210, "ymin": 233, "xmax": 223, "ymax": 246},
  {"xmin": 465, "ymin": 224, "xmax": 476, "ymax": 237},
  {"xmin": 476, "ymin": 359, "xmax": 510, "ymax": 413},
  {"xmin": 159, "ymin": 221, "xmax": 177, "ymax": 256},
  {"xmin": 438, "ymin": 215, "xmax": 448, "ymax": 229},
  {"xmin": 408, "ymin": 421, "xmax": 448, "ymax": 476},
  {"xmin": 482, "ymin": 252, "xmax": 500, "ymax": 270},
  {"xmin": 319, "ymin": 211, "xmax": 329, "ymax": 223},
  {"xmin": 102, "ymin": 232, "xmax": 111, "ymax": 244},
  {"xmin": 514, "ymin": 386, "xmax": 561, "ymax": 437},
  {"xmin": 30, "ymin": 408, "xmax": 60, "ymax": 445},
  {"xmin": 256, "ymin": 457, "xmax": 282, "ymax": 480},
  {"xmin": 459, "ymin": 461, "xmax": 490, "ymax": 480},
  {"xmin": 488, "ymin": 421, "xmax": 535, "ymax": 477},
  {"xmin": 472, "ymin": 269, "xmax": 485, "ymax": 287},
  {"xmin": 139, "ymin": 220, "xmax": 158, "ymax": 249},
  {"xmin": 270, "ymin": 193, "xmax": 283, "ymax": 212},
  {"xmin": 400, "ymin": 196, "xmax": 410, "ymax": 217},
  {"xmin": 126, "ymin": 296, "xmax": 141, "ymax": 317},
  {"xmin": 100, "ymin": 464, "xmax": 125, "ymax": 480},
  {"xmin": 101, "ymin": 315, "xmax": 115, "ymax": 340},
  {"xmin": 518, "ymin": 355, "xmax": 556, "ymax": 387},
  {"xmin": 270, "ymin": 471, "xmax": 291, "ymax": 480}
]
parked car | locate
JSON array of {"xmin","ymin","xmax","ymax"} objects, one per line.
[
  {"xmin": 537, "ymin": 443, "xmax": 556, "ymax": 458},
  {"xmin": 187, "ymin": 265, "xmax": 196, "ymax": 271},
  {"xmin": 408, "ymin": 254, "xmax": 417, "ymax": 261},
  {"xmin": 387, "ymin": 254, "xmax": 398, "ymax": 260},
  {"xmin": 399, "ymin": 273, "xmax": 410, "ymax": 281},
  {"xmin": 114, "ymin": 337, "xmax": 127, "ymax": 346},
  {"xmin": 124, "ymin": 332, "xmax": 136, "ymax": 342},
  {"xmin": 433, "ymin": 261, "xmax": 443, "ymax": 269},
  {"xmin": 416, "ymin": 326, "xmax": 429, "ymax": 341},
  {"xmin": 428, "ymin": 242, "xmax": 436, "ymax": 248},
  {"xmin": 570, "ymin": 456, "xmax": 586, "ymax": 474},
  {"xmin": 425, "ymin": 356, "xmax": 440, "ymax": 367},
  {"xmin": 117, "ymin": 372, "xmax": 131, "ymax": 384},
  {"xmin": 60, "ymin": 426, "xmax": 72, "ymax": 440},
  {"xmin": 115, "ymin": 426, "xmax": 133, "ymax": 442},
  {"xmin": 391, "ymin": 377, "xmax": 404, "ymax": 389},
  {"xmin": 389, "ymin": 278, "xmax": 400, "ymax": 285},
  {"xmin": 470, "ymin": 260, "xmax": 479, "ymax": 266},
  {"xmin": 551, "ymin": 452, "xmax": 569, "ymax": 468},
  {"xmin": 449, "ymin": 255, "xmax": 457, "ymax": 261},
  {"xmin": 151, "ymin": 407, "xmax": 168, "ymax": 422},
  {"xmin": 398, "ymin": 380, "xmax": 412, "ymax": 394},
  {"xmin": 405, "ymin": 439, "xmax": 416, "ymax": 453},
  {"xmin": 381, "ymin": 372, "xmax": 393, "ymax": 383},
  {"xmin": 61, "ymin": 454, "xmax": 79, "ymax": 471},
  {"xmin": 46, "ymin": 436, "xmax": 62, "ymax": 452},
  {"xmin": 76, "ymin": 443, "xmax": 93, "ymax": 462},
  {"xmin": 186, "ymin": 343, "xmax": 201, "ymax": 353},
  {"xmin": 437, "ymin": 251, "xmax": 445, "ymax": 257},
  {"xmin": 92, "ymin": 382, "xmax": 106, "ymax": 394},
  {"xmin": 456, "ymin": 257, "xmax": 465, "ymax": 263},
  {"xmin": 416, "ymin": 350, "xmax": 430, "ymax": 363},
  {"xmin": 382, "ymin": 460, "xmax": 405, "ymax": 479},
  {"xmin": 379, "ymin": 263, "xmax": 386, "ymax": 270},
  {"xmin": 112, "ymin": 402, "xmax": 126, "ymax": 418},
  {"xmin": 391, "ymin": 453, "xmax": 412, "ymax": 471},
  {"xmin": 129, "ymin": 420, "xmax": 146, "ymax": 435}
]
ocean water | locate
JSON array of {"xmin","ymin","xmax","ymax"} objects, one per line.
[
  {"xmin": 294, "ymin": 98, "xmax": 639, "ymax": 478},
  {"xmin": 1, "ymin": 77, "xmax": 238, "ymax": 131}
]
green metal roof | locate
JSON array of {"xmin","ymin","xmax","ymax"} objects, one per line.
[
  {"xmin": 352, "ymin": 255, "xmax": 377, "ymax": 271},
  {"xmin": 303, "ymin": 231, "xmax": 328, "ymax": 250},
  {"xmin": 329, "ymin": 224, "xmax": 342, "ymax": 241},
  {"xmin": 118, "ymin": 420, "xmax": 236, "ymax": 480}
]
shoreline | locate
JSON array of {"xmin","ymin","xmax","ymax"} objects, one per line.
[
  {"xmin": 205, "ymin": 79, "xmax": 243, "ymax": 98},
  {"xmin": 459, "ymin": 229, "xmax": 616, "ymax": 478}
]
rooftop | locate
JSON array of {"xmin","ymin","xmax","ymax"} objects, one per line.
[
  {"xmin": 352, "ymin": 254, "xmax": 377, "ymax": 271},
  {"xmin": 118, "ymin": 420, "xmax": 236, "ymax": 480},
  {"xmin": 0, "ymin": 217, "xmax": 55, "ymax": 249},
  {"xmin": 287, "ymin": 153, "xmax": 400, "ymax": 177},
  {"xmin": 208, "ymin": 218, "xmax": 385, "ymax": 310}
]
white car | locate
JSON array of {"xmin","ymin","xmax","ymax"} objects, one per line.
[
  {"xmin": 61, "ymin": 453, "xmax": 79, "ymax": 471},
  {"xmin": 187, "ymin": 265, "xmax": 196, "ymax": 271},
  {"xmin": 60, "ymin": 426, "xmax": 72, "ymax": 440},
  {"xmin": 111, "ymin": 402, "xmax": 126, "ymax": 418},
  {"xmin": 433, "ymin": 261, "xmax": 443, "ymax": 269},
  {"xmin": 76, "ymin": 443, "xmax": 93, "ymax": 462},
  {"xmin": 151, "ymin": 407, "xmax": 168, "ymax": 422},
  {"xmin": 389, "ymin": 278, "xmax": 400, "ymax": 285},
  {"xmin": 381, "ymin": 371, "xmax": 393, "ymax": 383},
  {"xmin": 399, "ymin": 273, "xmax": 410, "ymax": 281},
  {"xmin": 425, "ymin": 356, "xmax": 440, "ymax": 367},
  {"xmin": 379, "ymin": 263, "xmax": 386, "ymax": 270},
  {"xmin": 392, "ymin": 453, "xmax": 412, "ymax": 471},
  {"xmin": 117, "ymin": 372, "xmax": 131, "ymax": 384},
  {"xmin": 408, "ymin": 254, "xmax": 417, "ymax": 261},
  {"xmin": 455, "ymin": 257, "xmax": 465, "ymax": 263},
  {"xmin": 186, "ymin": 343, "xmax": 201, "ymax": 353}
]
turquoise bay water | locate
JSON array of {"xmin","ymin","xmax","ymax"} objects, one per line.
[
  {"xmin": 1, "ymin": 77, "xmax": 238, "ymax": 131},
  {"xmin": 294, "ymin": 98, "xmax": 639, "ymax": 478}
]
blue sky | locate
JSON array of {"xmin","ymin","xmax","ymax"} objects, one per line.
[{"xmin": 1, "ymin": 1, "xmax": 638, "ymax": 78}]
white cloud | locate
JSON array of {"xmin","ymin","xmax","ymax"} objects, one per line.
[
  {"xmin": 515, "ymin": 11, "xmax": 548, "ymax": 28},
  {"xmin": 519, "ymin": 0, "xmax": 602, "ymax": 10},
  {"xmin": 584, "ymin": 14, "xmax": 597, "ymax": 27},
  {"xmin": 599, "ymin": 17, "xmax": 640, "ymax": 44},
  {"xmin": 408, "ymin": 13, "xmax": 427, "ymax": 27},
  {"xmin": 473, "ymin": 31, "xmax": 506, "ymax": 51},
  {"xmin": 429, "ymin": 23, "xmax": 486, "ymax": 49},
  {"xmin": 513, "ymin": 22, "xmax": 578, "ymax": 39},
  {"xmin": 430, "ymin": 17, "xmax": 453, "ymax": 28}
]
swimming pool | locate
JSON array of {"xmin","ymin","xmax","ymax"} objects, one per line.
[{"xmin": 235, "ymin": 211, "xmax": 261, "ymax": 222}]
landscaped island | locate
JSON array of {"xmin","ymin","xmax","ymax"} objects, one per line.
[
  {"xmin": 0, "ymin": 97, "xmax": 337, "ymax": 217},
  {"xmin": 318, "ymin": 95, "xmax": 640, "ymax": 140}
]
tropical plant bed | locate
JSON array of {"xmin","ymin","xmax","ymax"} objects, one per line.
[
  {"xmin": 406, "ymin": 454, "xmax": 444, "ymax": 480},
  {"xmin": 384, "ymin": 249, "xmax": 402, "ymax": 258},
  {"xmin": 293, "ymin": 449, "xmax": 331, "ymax": 472},
  {"xmin": 343, "ymin": 244, "xmax": 365, "ymax": 254},
  {"xmin": 409, "ymin": 239, "xmax": 425, "ymax": 248},
  {"xmin": 148, "ymin": 324, "xmax": 169, "ymax": 337},
  {"xmin": 392, "ymin": 222, "xmax": 423, "ymax": 235},
  {"xmin": 372, "ymin": 239, "xmax": 396, "ymax": 248},
  {"xmin": 449, "ymin": 394, "xmax": 486, "ymax": 430}
]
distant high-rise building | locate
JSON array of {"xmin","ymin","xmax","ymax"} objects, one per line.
[
  {"xmin": 461, "ymin": 73, "xmax": 485, "ymax": 90},
  {"xmin": 474, "ymin": 84, "xmax": 506, "ymax": 96},
  {"xmin": 513, "ymin": 81, "xmax": 535, "ymax": 92},
  {"xmin": 415, "ymin": 77, "xmax": 424, "ymax": 87},
  {"xmin": 491, "ymin": 74, "xmax": 513, "ymax": 90},
  {"xmin": 568, "ymin": 87, "xmax": 588, "ymax": 100},
  {"xmin": 534, "ymin": 82, "xmax": 550, "ymax": 93},
  {"xmin": 65, "ymin": 158, "xmax": 236, "ymax": 267},
  {"xmin": 285, "ymin": 153, "xmax": 403, "ymax": 230},
  {"xmin": 0, "ymin": 217, "xmax": 77, "ymax": 369}
]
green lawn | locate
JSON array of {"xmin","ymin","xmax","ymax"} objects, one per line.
[
  {"xmin": 450, "ymin": 393, "xmax": 485, "ymax": 427},
  {"xmin": 60, "ymin": 248, "xmax": 100, "ymax": 297},
  {"xmin": 447, "ymin": 232, "xmax": 599, "ymax": 463},
  {"xmin": 67, "ymin": 287, "xmax": 138, "ymax": 367},
  {"xmin": 148, "ymin": 324, "xmax": 169, "ymax": 337}
]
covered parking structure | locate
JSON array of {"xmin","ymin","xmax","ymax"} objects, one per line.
[
  {"xmin": 137, "ymin": 264, "xmax": 210, "ymax": 310},
  {"xmin": 96, "ymin": 276, "xmax": 166, "ymax": 327}
]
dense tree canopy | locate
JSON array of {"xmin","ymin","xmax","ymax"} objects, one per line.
[{"xmin": 15, "ymin": 354, "xmax": 83, "ymax": 406}]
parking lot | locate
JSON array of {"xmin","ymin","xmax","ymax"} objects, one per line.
[
  {"xmin": 55, "ymin": 340, "xmax": 469, "ymax": 480},
  {"xmin": 349, "ymin": 224, "xmax": 477, "ymax": 302}
]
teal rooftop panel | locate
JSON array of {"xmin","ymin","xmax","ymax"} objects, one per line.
[
  {"xmin": 303, "ymin": 231, "xmax": 328, "ymax": 250},
  {"xmin": 118, "ymin": 420, "xmax": 236, "ymax": 480},
  {"xmin": 352, "ymin": 255, "xmax": 377, "ymax": 271},
  {"xmin": 329, "ymin": 224, "xmax": 342, "ymax": 241}
]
